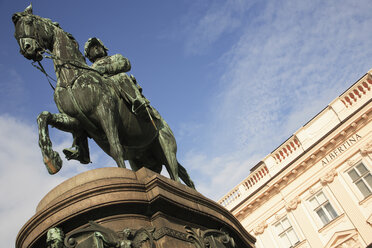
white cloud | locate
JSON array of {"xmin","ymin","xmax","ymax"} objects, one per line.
[
  {"xmin": 184, "ymin": 149, "xmax": 262, "ymax": 200},
  {"xmin": 0, "ymin": 115, "xmax": 68, "ymax": 247},
  {"xmin": 180, "ymin": 0, "xmax": 372, "ymax": 200},
  {"xmin": 0, "ymin": 115, "xmax": 113, "ymax": 247}
]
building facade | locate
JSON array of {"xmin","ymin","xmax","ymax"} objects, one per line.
[{"xmin": 219, "ymin": 70, "xmax": 372, "ymax": 247}]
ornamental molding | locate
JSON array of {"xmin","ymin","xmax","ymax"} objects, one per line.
[
  {"xmin": 285, "ymin": 196, "xmax": 301, "ymax": 212},
  {"xmin": 153, "ymin": 226, "xmax": 188, "ymax": 241},
  {"xmin": 274, "ymin": 213, "xmax": 286, "ymax": 221},
  {"xmin": 367, "ymin": 214, "xmax": 372, "ymax": 226},
  {"xmin": 46, "ymin": 222, "xmax": 238, "ymax": 248},
  {"xmin": 360, "ymin": 140, "xmax": 372, "ymax": 156},
  {"xmin": 185, "ymin": 226, "xmax": 236, "ymax": 248},
  {"xmin": 309, "ymin": 187, "xmax": 315, "ymax": 195},
  {"xmin": 347, "ymin": 159, "xmax": 356, "ymax": 166},
  {"xmin": 320, "ymin": 169, "xmax": 338, "ymax": 185},
  {"xmin": 253, "ymin": 221, "xmax": 267, "ymax": 236}
]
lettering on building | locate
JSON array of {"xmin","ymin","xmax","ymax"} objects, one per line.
[{"xmin": 322, "ymin": 134, "xmax": 362, "ymax": 166}]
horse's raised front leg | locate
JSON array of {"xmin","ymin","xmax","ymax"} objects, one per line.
[{"xmin": 37, "ymin": 111, "xmax": 81, "ymax": 174}]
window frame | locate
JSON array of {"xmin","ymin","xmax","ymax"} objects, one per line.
[
  {"xmin": 346, "ymin": 161, "xmax": 372, "ymax": 199},
  {"xmin": 274, "ymin": 216, "xmax": 300, "ymax": 248},
  {"xmin": 308, "ymin": 191, "xmax": 338, "ymax": 227}
]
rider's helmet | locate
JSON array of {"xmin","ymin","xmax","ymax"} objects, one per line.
[{"xmin": 84, "ymin": 37, "xmax": 108, "ymax": 62}]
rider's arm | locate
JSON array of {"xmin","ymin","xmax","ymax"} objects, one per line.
[
  {"xmin": 108, "ymin": 54, "xmax": 131, "ymax": 74},
  {"xmin": 92, "ymin": 54, "xmax": 131, "ymax": 75}
]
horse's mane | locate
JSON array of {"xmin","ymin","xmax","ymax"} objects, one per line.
[{"xmin": 16, "ymin": 12, "xmax": 80, "ymax": 49}]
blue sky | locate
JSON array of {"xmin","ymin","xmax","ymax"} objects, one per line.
[{"xmin": 1, "ymin": 0, "xmax": 372, "ymax": 246}]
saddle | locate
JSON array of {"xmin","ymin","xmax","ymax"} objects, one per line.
[{"xmin": 106, "ymin": 73, "xmax": 161, "ymax": 121}]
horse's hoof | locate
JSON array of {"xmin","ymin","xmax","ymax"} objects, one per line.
[{"xmin": 43, "ymin": 152, "xmax": 62, "ymax": 174}]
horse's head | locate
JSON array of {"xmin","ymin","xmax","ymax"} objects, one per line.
[{"xmin": 12, "ymin": 4, "xmax": 55, "ymax": 61}]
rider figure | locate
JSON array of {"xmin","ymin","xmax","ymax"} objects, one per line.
[
  {"xmin": 63, "ymin": 38, "xmax": 158, "ymax": 163},
  {"xmin": 84, "ymin": 37, "xmax": 150, "ymax": 116}
]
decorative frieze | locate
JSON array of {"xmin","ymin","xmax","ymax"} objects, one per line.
[
  {"xmin": 47, "ymin": 222, "xmax": 239, "ymax": 248},
  {"xmin": 153, "ymin": 226, "xmax": 189, "ymax": 241},
  {"xmin": 59, "ymin": 221, "xmax": 155, "ymax": 248},
  {"xmin": 185, "ymin": 226, "xmax": 236, "ymax": 248}
]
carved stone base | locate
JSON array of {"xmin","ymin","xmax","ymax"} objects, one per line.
[{"xmin": 16, "ymin": 167, "xmax": 255, "ymax": 248}]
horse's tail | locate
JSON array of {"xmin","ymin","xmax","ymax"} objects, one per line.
[{"xmin": 178, "ymin": 161, "xmax": 196, "ymax": 189}]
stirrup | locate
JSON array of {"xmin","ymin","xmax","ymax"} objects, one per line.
[
  {"xmin": 63, "ymin": 147, "xmax": 80, "ymax": 160},
  {"xmin": 63, "ymin": 147, "xmax": 91, "ymax": 164}
]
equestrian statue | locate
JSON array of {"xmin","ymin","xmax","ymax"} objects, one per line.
[{"xmin": 12, "ymin": 4, "xmax": 195, "ymax": 189}]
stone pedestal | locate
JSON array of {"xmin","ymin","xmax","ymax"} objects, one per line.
[{"xmin": 16, "ymin": 167, "xmax": 255, "ymax": 248}]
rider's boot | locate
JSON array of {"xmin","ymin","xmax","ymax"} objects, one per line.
[
  {"xmin": 63, "ymin": 146, "xmax": 91, "ymax": 164},
  {"xmin": 63, "ymin": 146, "xmax": 81, "ymax": 161}
]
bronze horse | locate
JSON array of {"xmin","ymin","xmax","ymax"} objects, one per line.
[{"xmin": 12, "ymin": 5, "xmax": 195, "ymax": 188}]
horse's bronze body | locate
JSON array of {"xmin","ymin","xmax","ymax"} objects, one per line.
[{"xmin": 12, "ymin": 5, "xmax": 195, "ymax": 188}]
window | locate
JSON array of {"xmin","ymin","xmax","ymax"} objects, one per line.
[
  {"xmin": 275, "ymin": 217, "xmax": 300, "ymax": 248},
  {"xmin": 348, "ymin": 162, "xmax": 372, "ymax": 198},
  {"xmin": 309, "ymin": 191, "xmax": 338, "ymax": 226}
]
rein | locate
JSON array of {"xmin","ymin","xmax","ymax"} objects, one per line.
[
  {"xmin": 31, "ymin": 49, "xmax": 105, "ymax": 91},
  {"xmin": 32, "ymin": 60, "xmax": 56, "ymax": 90},
  {"xmin": 32, "ymin": 49, "xmax": 109, "ymax": 96},
  {"xmin": 43, "ymin": 50, "xmax": 103, "ymax": 75},
  {"xmin": 31, "ymin": 50, "xmax": 159, "ymax": 149}
]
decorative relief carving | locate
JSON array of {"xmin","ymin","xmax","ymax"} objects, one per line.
[
  {"xmin": 360, "ymin": 140, "xmax": 372, "ymax": 156},
  {"xmin": 47, "ymin": 227, "xmax": 65, "ymax": 248},
  {"xmin": 274, "ymin": 213, "xmax": 286, "ymax": 221},
  {"xmin": 320, "ymin": 169, "xmax": 338, "ymax": 185},
  {"xmin": 185, "ymin": 226, "xmax": 236, "ymax": 248},
  {"xmin": 153, "ymin": 226, "xmax": 188, "ymax": 241},
  {"xmin": 285, "ymin": 196, "xmax": 301, "ymax": 212},
  {"xmin": 48, "ymin": 222, "xmax": 240, "ymax": 248},
  {"xmin": 347, "ymin": 159, "xmax": 356, "ymax": 166},
  {"xmin": 309, "ymin": 187, "xmax": 315, "ymax": 195},
  {"xmin": 334, "ymin": 234, "xmax": 362, "ymax": 248},
  {"xmin": 58, "ymin": 221, "xmax": 155, "ymax": 248},
  {"xmin": 253, "ymin": 221, "xmax": 267, "ymax": 236}
]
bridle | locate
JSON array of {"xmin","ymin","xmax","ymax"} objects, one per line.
[{"xmin": 15, "ymin": 14, "xmax": 104, "ymax": 90}]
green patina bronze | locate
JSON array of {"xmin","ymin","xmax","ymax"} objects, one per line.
[
  {"xmin": 12, "ymin": 4, "xmax": 195, "ymax": 189},
  {"xmin": 47, "ymin": 227, "xmax": 65, "ymax": 248}
]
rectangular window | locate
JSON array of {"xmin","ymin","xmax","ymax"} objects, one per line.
[
  {"xmin": 309, "ymin": 191, "xmax": 338, "ymax": 226},
  {"xmin": 275, "ymin": 217, "xmax": 300, "ymax": 248},
  {"xmin": 348, "ymin": 162, "xmax": 372, "ymax": 198}
]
